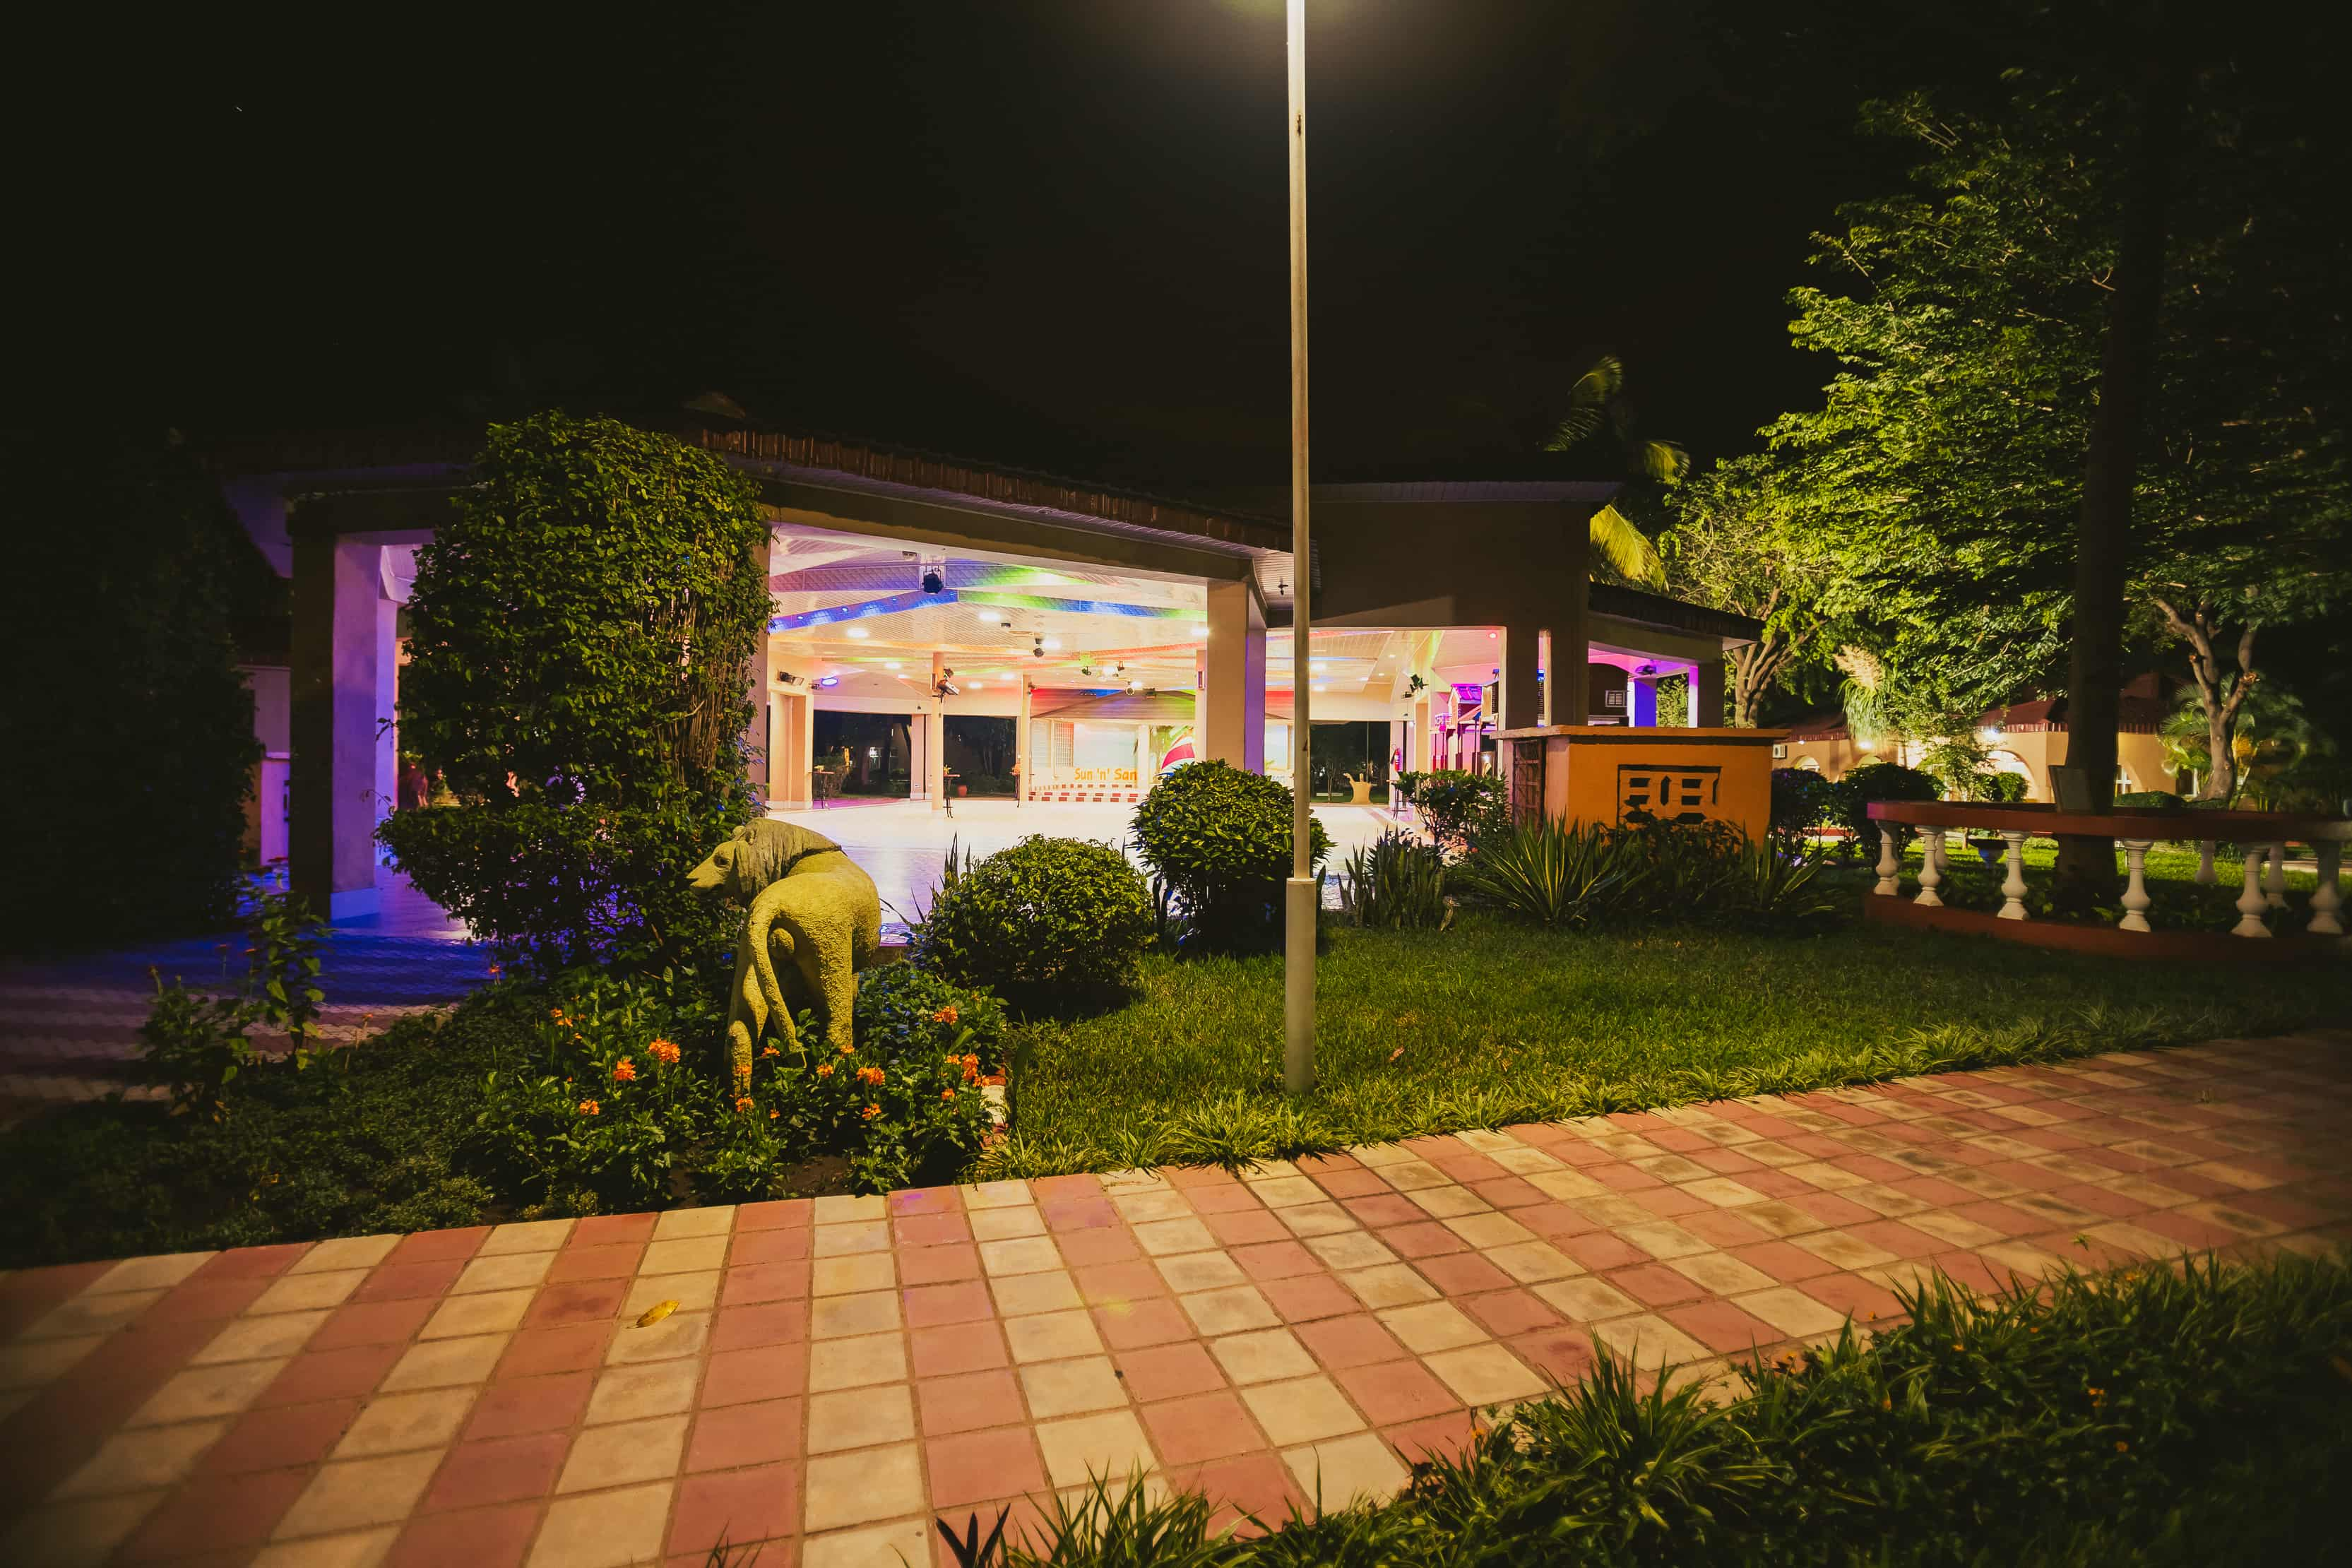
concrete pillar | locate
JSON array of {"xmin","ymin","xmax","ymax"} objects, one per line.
[
  {"xmin": 926, "ymin": 653, "xmax": 947, "ymax": 809},
  {"xmin": 1203, "ymin": 577, "xmax": 1266, "ymax": 771},
  {"xmin": 1016, "ymin": 679, "xmax": 1033, "ymax": 804},
  {"xmin": 290, "ymin": 534, "xmax": 390, "ymax": 919},
  {"xmin": 1695, "ymin": 658, "xmax": 1726, "ymax": 728},
  {"xmin": 1499, "ymin": 623, "xmax": 1541, "ymax": 732},
  {"xmin": 1632, "ymin": 674, "xmax": 1658, "ymax": 727}
]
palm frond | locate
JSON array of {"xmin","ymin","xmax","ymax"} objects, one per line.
[
  {"xmin": 1588, "ymin": 503, "xmax": 1665, "ymax": 586},
  {"xmin": 1542, "ymin": 355, "xmax": 1624, "ymax": 451},
  {"xmin": 1634, "ymin": 439, "xmax": 1688, "ymax": 484}
]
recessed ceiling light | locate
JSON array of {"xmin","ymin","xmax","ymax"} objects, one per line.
[
  {"xmin": 1042, "ymin": 637, "xmax": 1062, "ymax": 650},
  {"xmin": 1309, "ymin": 662, "xmax": 1327, "ymax": 674},
  {"xmin": 969, "ymin": 681, "xmax": 985, "ymax": 689},
  {"xmin": 847, "ymin": 626, "xmax": 869, "ymax": 640},
  {"xmin": 1192, "ymin": 623, "xmax": 1208, "ymax": 636}
]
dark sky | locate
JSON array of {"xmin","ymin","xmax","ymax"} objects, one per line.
[{"xmin": 17, "ymin": 1, "xmax": 2010, "ymax": 490}]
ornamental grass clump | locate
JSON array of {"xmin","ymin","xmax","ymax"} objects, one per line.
[{"xmin": 1338, "ymin": 831, "xmax": 1450, "ymax": 931}]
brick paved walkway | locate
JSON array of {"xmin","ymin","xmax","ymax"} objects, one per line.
[{"xmin": 2, "ymin": 1032, "xmax": 2344, "ymax": 1568}]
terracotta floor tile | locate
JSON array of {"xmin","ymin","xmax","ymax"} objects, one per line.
[
  {"xmin": 709, "ymin": 1299, "xmax": 810, "ymax": 1355},
  {"xmin": 257, "ymin": 1343, "xmax": 404, "ymax": 1407},
  {"xmin": 1414, "ymin": 1252, "xmax": 1514, "ymax": 1297},
  {"xmin": 899, "ymin": 1279, "xmax": 991, "ymax": 1330},
  {"xmin": 1294, "ymin": 1313, "xmax": 1406, "ymax": 1372},
  {"xmin": 910, "ymin": 1321, "xmax": 1009, "ymax": 1378},
  {"xmin": 1726, "ymin": 1240, "xmax": 1840, "ymax": 1283},
  {"xmin": 1111, "ymin": 1341, "xmax": 1223, "ymax": 1403},
  {"xmin": 1604, "ymin": 1263, "xmax": 1708, "ymax": 1309},
  {"xmin": 1308, "ymin": 1168, "xmax": 1390, "ymax": 1201},
  {"xmin": 495, "ymin": 1323, "xmax": 611, "ymax": 1381},
  {"xmin": 1555, "ymin": 1232, "xmax": 1650, "ymax": 1273},
  {"xmin": 1184, "ymin": 1182, "xmax": 1264, "ymax": 1215},
  {"xmin": 1231, "ymin": 1241, "xmax": 1321, "ymax": 1282},
  {"xmin": 917, "ymin": 1367, "xmax": 1024, "ymax": 1437},
  {"xmin": 1458, "ymin": 1288, "xmax": 1560, "ymax": 1340},
  {"xmin": 722, "ymin": 1261, "xmax": 814, "ymax": 1307},
  {"xmin": 891, "ymin": 1212, "xmax": 973, "ymax": 1249},
  {"xmin": 1091, "ymin": 1295, "xmax": 1194, "ymax": 1350},
  {"xmin": 547, "ymin": 1244, "xmax": 643, "ymax": 1284},
  {"xmin": 1055, "ymin": 1226, "xmax": 1142, "ymax": 1269},
  {"xmin": 386, "ymin": 1501, "xmax": 540, "ymax": 1568},
  {"xmin": 701, "ymin": 1346, "xmax": 808, "ymax": 1408},
  {"xmin": 1341, "ymin": 1195, "xmax": 1423, "ymax": 1228},
  {"xmin": 352, "ymin": 1260, "xmax": 464, "ymax": 1304},
  {"xmin": 1663, "ymin": 1298, "xmax": 1780, "ymax": 1356},
  {"xmin": 1379, "ymin": 1221, "xmax": 1468, "ymax": 1259},
  {"xmin": 199, "ymin": 1396, "xmax": 361, "ymax": 1473},
  {"xmin": 424, "ymin": 1430, "xmax": 568, "ymax": 1512},
  {"xmin": 1845, "ymin": 1219, "xmax": 1944, "ymax": 1259},
  {"xmin": 386, "ymin": 1228, "xmax": 490, "ymax": 1266},
  {"xmin": 1169, "ymin": 1450, "xmax": 1303, "ymax": 1536},
  {"xmin": 899, "ymin": 1243, "xmax": 982, "ymax": 1286},
  {"xmin": 1509, "ymin": 1328, "xmax": 1598, "ymax": 1390},
  {"xmin": 1143, "ymin": 1389, "xmax": 1264, "ymax": 1466},
  {"xmin": 1073, "ymin": 1259, "xmax": 1165, "ymax": 1307},
  {"xmin": 1334, "ymin": 1358, "xmax": 1459, "ymax": 1425},
  {"xmin": 687, "ymin": 1395, "xmax": 803, "ymax": 1471},
  {"xmin": 732, "ymin": 1226, "xmax": 815, "ymax": 1264},
  {"xmin": 1042, "ymin": 1199, "xmax": 1122, "ymax": 1232},
  {"xmin": 1798, "ymin": 1273, "xmax": 1904, "ymax": 1324},
  {"xmin": 1676, "ymin": 1209, "xmax": 1774, "ymax": 1249},
  {"xmin": 1204, "ymin": 1210, "xmax": 1291, "ymax": 1248},
  {"xmin": 1468, "ymin": 1176, "xmax": 1548, "ymax": 1210},
  {"xmin": 570, "ymin": 1211, "xmax": 660, "ymax": 1247},
  {"xmin": 1382, "ymin": 1409, "xmax": 1482, "ymax": 1468},
  {"xmin": 117, "ymin": 1465, "xmax": 309, "ymax": 1560},
  {"xmin": 928, "ymin": 1427, "xmax": 1047, "ymax": 1508},
  {"xmin": 309, "ymin": 1297, "xmax": 434, "ymax": 1353},
  {"xmin": 1260, "ymin": 1273, "xmax": 1358, "ymax": 1324}
]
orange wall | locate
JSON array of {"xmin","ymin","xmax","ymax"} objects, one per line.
[{"xmin": 1519, "ymin": 727, "xmax": 1781, "ymax": 840}]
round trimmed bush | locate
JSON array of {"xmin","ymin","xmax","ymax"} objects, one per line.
[
  {"xmin": 1769, "ymin": 767, "xmax": 1839, "ymax": 837},
  {"xmin": 913, "ymin": 836, "xmax": 1153, "ymax": 1012},
  {"xmin": 1829, "ymin": 762, "xmax": 1943, "ymax": 861},
  {"xmin": 1129, "ymin": 761, "xmax": 1332, "ymax": 952}
]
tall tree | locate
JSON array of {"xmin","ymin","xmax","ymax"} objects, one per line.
[
  {"xmin": 1661, "ymin": 455, "xmax": 1824, "ymax": 725},
  {"xmin": 1543, "ymin": 355, "xmax": 1680, "ymax": 586}
]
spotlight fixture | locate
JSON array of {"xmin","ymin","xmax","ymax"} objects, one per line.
[
  {"xmin": 1042, "ymin": 637, "xmax": 1062, "ymax": 651},
  {"xmin": 921, "ymin": 570, "xmax": 944, "ymax": 595},
  {"xmin": 846, "ymin": 626, "xmax": 869, "ymax": 640},
  {"xmin": 933, "ymin": 679, "xmax": 959, "ymax": 697},
  {"xmin": 882, "ymin": 660, "xmax": 902, "ymax": 670},
  {"xmin": 1031, "ymin": 636, "xmax": 1045, "ymax": 658}
]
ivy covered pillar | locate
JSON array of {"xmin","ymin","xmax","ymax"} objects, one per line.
[{"xmin": 290, "ymin": 531, "xmax": 393, "ymax": 919}]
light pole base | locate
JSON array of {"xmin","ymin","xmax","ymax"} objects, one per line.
[{"xmin": 1283, "ymin": 876, "xmax": 1317, "ymax": 1093}]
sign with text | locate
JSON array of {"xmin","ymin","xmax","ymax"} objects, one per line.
[{"xmin": 1617, "ymin": 763, "xmax": 1721, "ymax": 826}]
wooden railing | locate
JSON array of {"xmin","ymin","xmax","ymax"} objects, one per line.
[{"xmin": 1865, "ymin": 802, "xmax": 2348, "ymax": 940}]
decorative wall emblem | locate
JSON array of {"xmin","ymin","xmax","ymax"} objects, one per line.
[{"xmin": 1617, "ymin": 763, "xmax": 1721, "ymax": 825}]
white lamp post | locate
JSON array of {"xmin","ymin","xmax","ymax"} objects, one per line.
[{"xmin": 1283, "ymin": 0, "xmax": 1315, "ymax": 1094}]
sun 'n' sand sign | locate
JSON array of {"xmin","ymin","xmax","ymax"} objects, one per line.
[{"xmin": 687, "ymin": 821, "xmax": 882, "ymax": 1074}]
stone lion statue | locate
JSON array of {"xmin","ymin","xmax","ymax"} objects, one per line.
[{"xmin": 687, "ymin": 821, "xmax": 881, "ymax": 1074}]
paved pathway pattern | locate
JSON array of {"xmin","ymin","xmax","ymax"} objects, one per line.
[{"xmin": 1, "ymin": 1032, "xmax": 2344, "ymax": 1567}]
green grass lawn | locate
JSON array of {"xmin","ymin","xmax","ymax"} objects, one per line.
[{"xmin": 986, "ymin": 903, "xmax": 2351, "ymax": 1177}]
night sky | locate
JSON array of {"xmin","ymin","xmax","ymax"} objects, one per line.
[{"xmin": 20, "ymin": 1, "xmax": 2018, "ymax": 490}]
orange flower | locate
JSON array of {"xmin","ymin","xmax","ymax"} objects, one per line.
[
  {"xmin": 612, "ymin": 1059, "xmax": 637, "ymax": 1083},
  {"xmin": 862, "ymin": 1104, "xmax": 881, "ymax": 1119},
  {"xmin": 836, "ymin": 1040, "xmax": 855, "ymax": 1056},
  {"xmin": 932, "ymin": 1005, "xmax": 958, "ymax": 1026},
  {"xmin": 487, "ymin": 963, "xmax": 502, "ymax": 979},
  {"xmin": 577, "ymin": 1099, "xmax": 600, "ymax": 1116},
  {"xmin": 648, "ymin": 1038, "xmax": 681, "ymax": 1065},
  {"xmin": 768, "ymin": 1109, "xmax": 779, "ymax": 1120},
  {"xmin": 761, "ymin": 1045, "xmax": 780, "ymax": 1058},
  {"xmin": 856, "ymin": 1065, "xmax": 886, "ymax": 1088},
  {"xmin": 733, "ymin": 1062, "xmax": 752, "ymax": 1080},
  {"xmin": 735, "ymin": 1095, "xmax": 754, "ymax": 1114},
  {"xmin": 816, "ymin": 1062, "xmax": 834, "ymax": 1078},
  {"xmin": 942, "ymin": 1088, "xmax": 956, "ymax": 1101}
]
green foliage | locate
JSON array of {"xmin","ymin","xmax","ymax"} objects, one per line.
[
  {"xmin": 379, "ymin": 412, "xmax": 771, "ymax": 973},
  {"xmin": 853, "ymin": 963, "xmax": 1009, "ymax": 1071},
  {"xmin": 1542, "ymin": 353, "xmax": 1677, "ymax": 586},
  {"xmin": 0, "ymin": 432, "xmax": 268, "ymax": 948},
  {"xmin": 2112, "ymin": 790, "xmax": 2181, "ymax": 810},
  {"xmin": 1829, "ymin": 763, "xmax": 1942, "ymax": 862},
  {"xmin": 1337, "ymin": 833, "xmax": 1450, "ymax": 932},
  {"xmin": 1129, "ymin": 762, "xmax": 1331, "ymax": 953},
  {"xmin": 1406, "ymin": 769, "xmax": 1508, "ymax": 856},
  {"xmin": 1770, "ymin": 767, "xmax": 1838, "ymax": 837},
  {"xmin": 916, "ymin": 836, "xmax": 1156, "ymax": 1011},
  {"xmin": 133, "ymin": 889, "xmax": 332, "ymax": 1118},
  {"xmin": 1663, "ymin": 456, "xmax": 1829, "ymax": 724},
  {"xmin": 1001, "ymin": 1253, "xmax": 2352, "ymax": 1567},
  {"xmin": 1976, "ymin": 771, "xmax": 2031, "ymax": 804},
  {"xmin": 1454, "ymin": 821, "xmax": 1632, "ymax": 929},
  {"xmin": 136, "ymin": 978, "xmax": 256, "ymax": 1123}
]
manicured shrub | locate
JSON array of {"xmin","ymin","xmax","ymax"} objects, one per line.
[
  {"xmin": 1770, "ymin": 766, "xmax": 1838, "ymax": 838},
  {"xmin": 853, "ymin": 963, "xmax": 1008, "ymax": 1069},
  {"xmin": 1974, "ymin": 770, "xmax": 2031, "ymax": 803},
  {"xmin": 1829, "ymin": 761, "xmax": 1943, "ymax": 862},
  {"xmin": 1410, "ymin": 768, "xmax": 1510, "ymax": 854},
  {"xmin": 1339, "ymin": 832, "xmax": 1450, "ymax": 931},
  {"xmin": 1, "ymin": 432, "xmax": 268, "ymax": 947},
  {"xmin": 1128, "ymin": 761, "xmax": 1331, "ymax": 952},
  {"xmin": 915, "ymin": 836, "xmax": 1155, "ymax": 1011},
  {"xmin": 379, "ymin": 412, "xmax": 771, "ymax": 975},
  {"xmin": 2113, "ymin": 788, "xmax": 2182, "ymax": 809},
  {"xmin": 1459, "ymin": 817, "xmax": 1841, "ymax": 934}
]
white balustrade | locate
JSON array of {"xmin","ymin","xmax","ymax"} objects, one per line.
[
  {"xmin": 2195, "ymin": 841, "xmax": 2218, "ymax": 886},
  {"xmin": 2232, "ymin": 849, "xmax": 2273, "ymax": 938},
  {"xmin": 2118, "ymin": 840, "xmax": 2154, "ymax": 933},
  {"xmin": 1873, "ymin": 824, "xmax": 1901, "ymax": 896},
  {"xmin": 2262, "ymin": 843, "xmax": 2288, "ymax": 910},
  {"xmin": 2312, "ymin": 844, "xmax": 2346, "ymax": 937},
  {"xmin": 1915, "ymin": 828, "xmax": 1944, "ymax": 908},
  {"xmin": 1998, "ymin": 830, "xmax": 2030, "ymax": 921}
]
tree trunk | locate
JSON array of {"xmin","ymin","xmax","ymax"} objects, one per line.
[
  {"xmin": 2055, "ymin": 39, "xmax": 2189, "ymax": 901},
  {"xmin": 2151, "ymin": 595, "xmax": 2258, "ymax": 802}
]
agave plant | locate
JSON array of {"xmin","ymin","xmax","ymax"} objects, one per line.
[
  {"xmin": 1338, "ymin": 832, "xmax": 1451, "ymax": 932},
  {"xmin": 1454, "ymin": 820, "xmax": 1637, "ymax": 927}
]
